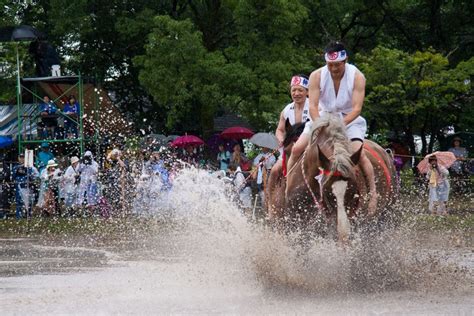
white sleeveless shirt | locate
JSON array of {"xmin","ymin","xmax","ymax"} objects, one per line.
[
  {"xmin": 282, "ymin": 98, "xmax": 311, "ymax": 125},
  {"xmin": 319, "ymin": 63, "xmax": 361, "ymax": 115}
]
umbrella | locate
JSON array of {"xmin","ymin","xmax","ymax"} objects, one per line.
[
  {"xmin": 249, "ymin": 132, "xmax": 279, "ymax": 150},
  {"xmin": 221, "ymin": 126, "xmax": 254, "ymax": 139},
  {"xmin": 417, "ymin": 151, "xmax": 457, "ymax": 173},
  {"xmin": 12, "ymin": 25, "xmax": 45, "ymax": 41},
  {"xmin": 206, "ymin": 134, "xmax": 237, "ymax": 153},
  {"xmin": 171, "ymin": 135, "xmax": 205, "ymax": 148},
  {"xmin": 0, "ymin": 136, "xmax": 13, "ymax": 148},
  {"xmin": 0, "ymin": 25, "xmax": 45, "ymax": 42}
]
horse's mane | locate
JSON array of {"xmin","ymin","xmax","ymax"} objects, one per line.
[
  {"xmin": 311, "ymin": 114, "xmax": 354, "ymax": 177},
  {"xmin": 283, "ymin": 121, "xmax": 306, "ymax": 148}
]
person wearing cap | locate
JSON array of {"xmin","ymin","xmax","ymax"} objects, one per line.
[
  {"xmin": 104, "ymin": 148, "xmax": 129, "ymax": 211},
  {"xmin": 36, "ymin": 142, "xmax": 55, "ymax": 172},
  {"xmin": 76, "ymin": 151, "xmax": 100, "ymax": 211},
  {"xmin": 12, "ymin": 154, "xmax": 39, "ymax": 219},
  {"xmin": 63, "ymin": 95, "xmax": 80, "ymax": 138},
  {"xmin": 286, "ymin": 41, "xmax": 378, "ymax": 216},
  {"xmin": 37, "ymin": 159, "xmax": 62, "ymax": 216},
  {"xmin": 62, "ymin": 156, "xmax": 81, "ymax": 214}
]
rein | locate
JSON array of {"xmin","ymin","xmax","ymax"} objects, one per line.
[{"xmin": 300, "ymin": 128, "xmax": 323, "ymax": 214}]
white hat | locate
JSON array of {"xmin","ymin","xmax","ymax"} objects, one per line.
[
  {"xmin": 70, "ymin": 156, "xmax": 80, "ymax": 164},
  {"xmin": 84, "ymin": 151, "xmax": 93, "ymax": 157},
  {"xmin": 46, "ymin": 159, "xmax": 58, "ymax": 169}
]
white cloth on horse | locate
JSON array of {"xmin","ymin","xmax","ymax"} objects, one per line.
[{"xmin": 302, "ymin": 63, "xmax": 367, "ymax": 140}]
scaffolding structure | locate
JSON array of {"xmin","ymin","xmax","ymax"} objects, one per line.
[{"xmin": 16, "ymin": 74, "xmax": 100, "ymax": 156}]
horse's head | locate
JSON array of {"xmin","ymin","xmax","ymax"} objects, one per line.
[
  {"xmin": 283, "ymin": 118, "xmax": 306, "ymax": 157},
  {"xmin": 317, "ymin": 142, "xmax": 363, "ymax": 215}
]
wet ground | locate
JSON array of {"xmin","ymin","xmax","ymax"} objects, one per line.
[{"xmin": 0, "ymin": 219, "xmax": 472, "ymax": 315}]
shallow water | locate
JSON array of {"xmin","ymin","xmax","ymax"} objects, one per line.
[{"xmin": 0, "ymin": 169, "xmax": 472, "ymax": 315}]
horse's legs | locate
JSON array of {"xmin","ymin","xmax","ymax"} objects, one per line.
[
  {"xmin": 266, "ymin": 161, "xmax": 284, "ymax": 220},
  {"xmin": 332, "ymin": 180, "xmax": 350, "ymax": 243},
  {"xmin": 287, "ymin": 133, "xmax": 309, "ymax": 171},
  {"xmin": 352, "ymin": 141, "xmax": 378, "ymax": 217}
]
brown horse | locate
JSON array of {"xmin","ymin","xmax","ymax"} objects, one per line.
[{"xmin": 270, "ymin": 114, "xmax": 397, "ymax": 242}]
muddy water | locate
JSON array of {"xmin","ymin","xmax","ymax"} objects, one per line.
[{"xmin": 0, "ymin": 169, "xmax": 472, "ymax": 315}]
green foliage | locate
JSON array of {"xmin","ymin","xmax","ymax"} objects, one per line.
[{"xmin": 0, "ymin": 0, "xmax": 472, "ymax": 140}]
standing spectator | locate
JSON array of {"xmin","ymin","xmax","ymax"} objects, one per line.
[
  {"xmin": 36, "ymin": 142, "xmax": 55, "ymax": 172},
  {"xmin": 252, "ymin": 147, "xmax": 276, "ymax": 202},
  {"xmin": 217, "ymin": 144, "xmax": 231, "ymax": 173},
  {"xmin": 426, "ymin": 155, "xmax": 450, "ymax": 215},
  {"xmin": 37, "ymin": 160, "xmax": 62, "ymax": 216},
  {"xmin": 230, "ymin": 144, "xmax": 249, "ymax": 171},
  {"xmin": 448, "ymin": 136, "xmax": 469, "ymax": 192},
  {"xmin": 12, "ymin": 154, "xmax": 39, "ymax": 219},
  {"xmin": 39, "ymin": 95, "xmax": 58, "ymax": 139},
  {"xmin": 146, "ymin": 149, "xmax": 171, "ymax": 191},
  {"xmin": 181, "ymin": 145, "xmax": 199, "ymax": 166},
  {"xmin": 76, "ymin": 151, "xmax": 100, "ymax": 213},
  {"xmin": 63, "ymin": 95, "xmax": 80, "ymax": 138},
  {"xmin": 62, "ymin": 156, "xmax": 80, "ymax": 215},
  {"xmin": 104, "ymin": 149, "xmax": 129, "ymax": 211},
  {"xmin": 0, "ymin": 154, "xmax": 11, "ymax": 219}
]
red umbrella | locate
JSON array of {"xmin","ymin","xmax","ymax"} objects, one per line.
[
  {"xmin": 171, "ymin": 135, "xmax": 204, "ymax": 148},
  {"xmin": 417, "ymin": 151, "xmax": 457, "ymax": 173},
  {"xmin": 220, "ymin": 126, "xmax": 254, "ymax": 139}
]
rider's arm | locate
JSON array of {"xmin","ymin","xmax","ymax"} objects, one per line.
[
  {"xmin": 308, "ymin": 69, "xmax": 321, "ymax": 121},
  {"xmin": 275, "ymin": 111, "xmax": 286, "ymax": 146},
  {"xmin": 343, "ymin": 71, "xmax": 366, "ymax": 125}
]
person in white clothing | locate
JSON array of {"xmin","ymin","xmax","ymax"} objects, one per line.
[
  {"xmin": 62, "ymin": 156, "xmax": 81, "ymax": 214},
  {"xmin": 287, "ymin": 41, "xmax": 378, "ymax": 215}
]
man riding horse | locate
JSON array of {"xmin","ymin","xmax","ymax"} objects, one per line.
[
  {"xmin": 267, "ymin": 74, "xmax": 312, "ymax": 219},
  {"xmin": 285, "ymin": 41, "xmax": 378, "ymax": 217}
]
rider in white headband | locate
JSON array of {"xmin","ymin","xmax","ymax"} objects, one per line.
[
  {"xmin": 290, "ymin": 75, "xmax": 309, "ymax": 89},
  {"xmin": 324, "ymin": 49, "xmax": 347, "ymax": 62}
]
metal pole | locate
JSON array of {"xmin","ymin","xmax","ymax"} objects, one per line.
[{"xmin": 16, "ymin": 44, "xmax": 22, "ymax": 153}]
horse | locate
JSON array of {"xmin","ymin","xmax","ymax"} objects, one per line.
[
  {"xmin": 271, "ymin": 114, "xmax": 397, "ymax": 242},
  {"xmin": 265, "ymin": 119, "xmax": 317, "ymax": 228}
]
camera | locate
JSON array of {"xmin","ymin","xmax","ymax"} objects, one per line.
[{"xmin": 82, "ymin": 155, "xmax": 92, "ymax": 165}]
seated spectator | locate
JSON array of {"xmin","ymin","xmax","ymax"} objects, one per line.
[
  {"xmin": 37, "ymin": 159, "xmax": 62, "ymax": 216},
  {"xmin": 63, "ymin": 95, "xmax": 80, "ymax": 138},
  {"xmin": 76, "ymin": 151, "xmax": 100, "ymax": 212},
  {"xmin": 12, "ymin": 154, "xmax": 39, "ymax": 219},
  {"xmin": 217, "ymin": 144, "xmax": 231, "ymax": 173},
  {"xmin": 38, "ymin": 95, "xmax": 58, "ymax": 139},
  {"xmin": 62, "ymin": 156, "xmax": 81, "ymax": 215},
  {"xmin": 36, "ymin": 142, "xmax": 54, "ymax": 172}
]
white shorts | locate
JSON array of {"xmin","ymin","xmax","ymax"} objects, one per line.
[{"xmin": 302, "ymin": 114, "xmax": 367, "ymax": 141}]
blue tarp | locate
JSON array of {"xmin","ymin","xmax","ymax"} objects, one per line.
[
  {"xmin": 0, "ymin": 135, "xmax": 13, "ymax": 148},
  {"xmin": 0, "ymin": 104, "xmax": 38, "ymax": 137}
]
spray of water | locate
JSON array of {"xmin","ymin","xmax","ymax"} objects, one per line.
[{"xmin": 137, "ymin": 168, "xmax": 471, "ymax": 296}]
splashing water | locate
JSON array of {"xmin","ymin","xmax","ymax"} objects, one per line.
[{"xmin": 0, "ymin": 168, "xmax": 472, "ymax": 314}]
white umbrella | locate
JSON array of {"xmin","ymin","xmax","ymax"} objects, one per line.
[{"xmin": 249, "ymin": 132, "xmax": 279, "ymax": 150}]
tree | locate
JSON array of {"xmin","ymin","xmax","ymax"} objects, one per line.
[{"xmin": 359, "ymin": 46, "xmax": 474, "ymax": 155}]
